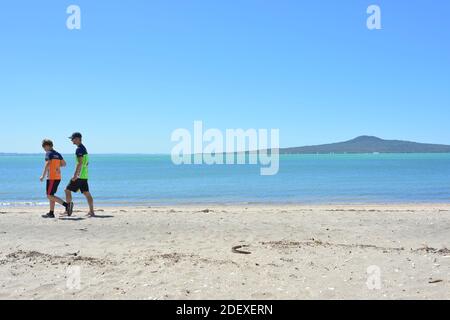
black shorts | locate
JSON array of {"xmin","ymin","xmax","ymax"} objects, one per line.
[
  {"xmin": 46, "ymin": 180, "xmax": 61, "ymax": 196},
  {"xmin": 66, "ymin": 179, "xmax": 90, "ymax": 193}
]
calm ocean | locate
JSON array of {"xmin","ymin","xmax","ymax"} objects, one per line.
[{"xmin": 1, "ymin": 154, "xmax": 449, "ymax": 206}]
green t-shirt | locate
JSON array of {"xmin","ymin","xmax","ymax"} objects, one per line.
[{"xmin": 76, "ymin": 144, "xmax": 89, "ymax": 179}]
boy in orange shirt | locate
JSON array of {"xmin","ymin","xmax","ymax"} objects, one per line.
[{"xmin": 40, "ymin": 139, "xmax": 68, "ymax": 218}]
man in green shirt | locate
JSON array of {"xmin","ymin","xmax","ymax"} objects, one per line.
[{"xmin": 65, "ymin": 132, "xmax": 95, "ymax": 217}]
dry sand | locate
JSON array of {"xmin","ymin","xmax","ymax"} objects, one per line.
[{"xmin": 0, "ymin": 204, "xmax": 449, "ymax": 299}]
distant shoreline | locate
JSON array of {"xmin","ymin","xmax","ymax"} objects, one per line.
[
  {"xmin": 2, "ymin": 152, "xmax": 450, "ymax": 156},
  {"xmin": 3, "ymin": 135, "xmax": 450, "ymax": 155}
]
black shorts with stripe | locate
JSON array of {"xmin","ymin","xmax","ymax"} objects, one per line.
[
  {"xmin": 66, "ymin": 179, "xmax": 89, "ymax": 193},
  {"xmin": 46, "ymin": 180, "xmax": 61, "ymax": 196}
]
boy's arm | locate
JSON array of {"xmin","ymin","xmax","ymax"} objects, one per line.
[
  {"xmin": 72, "ymin": 156, "xmax": 83, "ymax": 181},
  {"xmin": 40, "ymin": 161, "xmax": 50, "ymax": 181}
]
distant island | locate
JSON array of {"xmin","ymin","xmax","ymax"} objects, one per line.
[
  {"xmin": 2, "ymin": 136, "xmax": 450, "ymax": 155},
  {"xmin": 279, "ymin": 136, "xmax": 450, "ymax": 154}
]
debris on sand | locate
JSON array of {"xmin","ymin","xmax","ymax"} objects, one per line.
[
  {"xmin": 415, "ymin": 245, "xmax": 450, "ymax": 255},
  {"xmin": 232, "ymin": 245, "xmax": 251, "ymax": 255},
  {"xmin": 428, "ymin": 279, "xmax": 443, "ymax": 284},
  {"xmin": 0, "ymin": 250, "xmax": 112, "ymax": 266}
]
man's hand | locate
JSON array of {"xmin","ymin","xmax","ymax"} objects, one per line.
[
  {"xmin": 71, "ymin": 176, "xmax": 78, "ymax": 182},
  {"xmin": 39, "ymin": 175, "xmax": 45, "ymax": 182}
]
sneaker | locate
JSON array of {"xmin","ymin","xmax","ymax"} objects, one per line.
[
  {"xmin": 67, "ymin": 202, "xmax": 74, "ymax": 216},
  {"xmin": 41, "ymin": 212, "xmax": 55, "ymax": 218}
]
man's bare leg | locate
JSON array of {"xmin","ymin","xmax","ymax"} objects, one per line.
[
  {"xmin": 65, "ymin": 189, "xmax": 72, "ymax": 203},
  {"xmin": 83, "ymin": 191, "xmax": 95, "ymax": 216}
]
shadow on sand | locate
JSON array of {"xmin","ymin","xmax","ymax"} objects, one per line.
[
  {"xmin": 89, "ymin": 215, "xmax": 114, "ymax": 218},
  {"xmin": 59, "ymin": 215, "xmax": 114, "ymax": 220},
  {"xmin": 59, "ymin": 217, "xmax": 85, "ymax": 221}
]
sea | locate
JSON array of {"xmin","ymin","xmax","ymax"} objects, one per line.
[{"xmin": 1, "ymin": 153, "xmax": 449, "ymax": 206}]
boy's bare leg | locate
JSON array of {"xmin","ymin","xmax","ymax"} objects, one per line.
[
  {"xmin": 42, "ymin": 197, "xmax": 56, "ymax": 218},
  {"xmin": 64, "ymin": 189, "xmax": 75, "ymax": 216},
  {"xmin": 83, "ymin": 192, "xmax": 95, "ymax": 216},
  {"xmin": 47, "ymin": 195, "xmax": 68, "ymax": 215},
  {"xmin": 48, "ymin": 195, "xmax": 65, "ymax": 206},
  {"xmin": 48, "ymin": 197, "xmax": 56, "ymax": 212}
]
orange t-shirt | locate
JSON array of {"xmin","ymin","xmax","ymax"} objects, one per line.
[{"xmin": 45, "ymin": 150, "xmax": 64, "ymax": 180}]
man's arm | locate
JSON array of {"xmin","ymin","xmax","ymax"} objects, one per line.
[
  {"xmin": 72, "ymin": 156, "xmax": 83, "ymax": 181},
  {"xmin": 40, "ymin": 161, "xmax": 50, "ymax": 181},
  {"xmin": 61, "ymin": 159, "xmax": 67, "ymax": 167}
]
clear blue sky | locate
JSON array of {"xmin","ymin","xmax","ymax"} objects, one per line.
[{"xmin": 1, "ymin": 0, "xmax": 449, "ymax": 153}]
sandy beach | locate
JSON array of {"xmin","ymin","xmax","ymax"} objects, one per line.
[{"xmin": 0, "ymin": 204, "xmax": 449, "ymax": 300}]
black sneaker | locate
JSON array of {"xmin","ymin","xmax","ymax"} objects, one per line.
[
  {"xmin": 67, "ymin": 202, "xmax": 74, "ymax": 216},
  {"xmin": 41, "ymin": 212, "xmax": 55, "ymax": 218}
]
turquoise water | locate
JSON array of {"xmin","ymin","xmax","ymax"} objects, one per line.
[{"xmin": 1, "ymin": 154, "xmax": 449, "ymax": 205}]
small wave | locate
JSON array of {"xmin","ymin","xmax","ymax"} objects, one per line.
[{"xmin": 0, "ymin": 201, "xmax": 47, "ymax": 207}]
